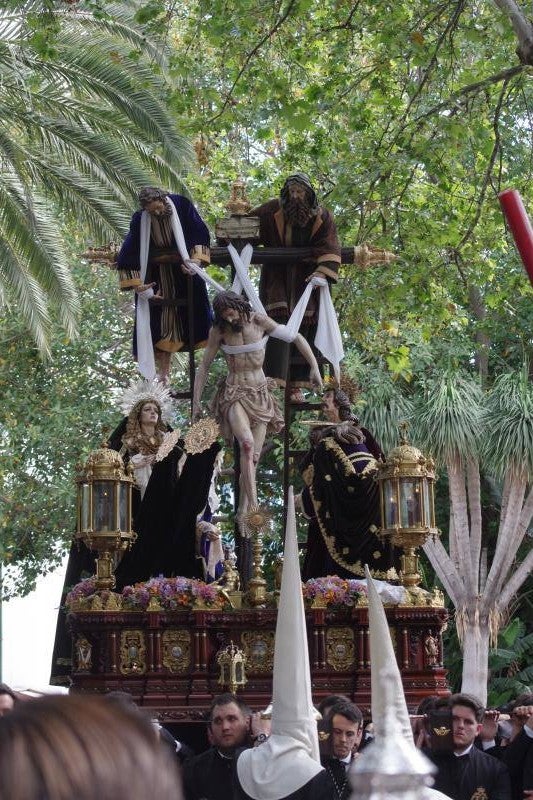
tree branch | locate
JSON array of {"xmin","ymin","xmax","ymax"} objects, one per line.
[
  {"xmin": 498, "ymin": 543, "xmax": 533, "ymax": 609},
  {"xmin": 447, "ymin": 457, "xmax": 476, "ymax": 595},
  {"xmin": 493, "ymin": 485, "xmax": 533, "ymax": 601},
  {"xmin": 423, "ymin": 535, "xmax": 464, "ymax": 606},
  {"xmin": 208, "ymin": 0, "xmax": 298, "ymax": 123},
  {"xmin": 492, "ymin": 0, "xmax": 533, "ymax": 64},
  {"xmin": 483, "ymin": 477, "xmax": 526, "ymax": 599},
  {"xmin": 393, "ymin": 0, "xmax": 467, "ymax": 135},
  {"xmin": 456, "ymin": 78, "xmax": 508, "ymax": 250},
  {"xmin": 466, "ymin": 457, "xmax": 482, "ymax": 591},
  {"xmin": 320, "ymin": 1, "xmax": 361, "ymax": 33},
  {"xmin": 412, "ymin": 65, "xmax": 525, "ymax": 129}
]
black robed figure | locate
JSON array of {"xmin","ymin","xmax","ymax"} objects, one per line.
[
  {"xmin": 50, "ymin": 386, "xmax": 220, "ymax": 685},
  {"xmin": 298, "ymin": 388, "xmax": 399, "ymax": 581}
]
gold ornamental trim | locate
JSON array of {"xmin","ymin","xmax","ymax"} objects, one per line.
[
  {"xmin": 326, "ymin": 627, "xmax": 355, "ymax": 671},
  {"xmin": 78, "ymin": 443, "xmax": 132, "ymax": 482},
  {"xmin": 242, "ymin": 505, "xmax": 272, "ymax": 534},
  {"xmin": 162, "ymin": 630, "xmax": 191, "ymax": 673},
  {"xmin": 323, "ymin": 437, "xmax": 356, "ymax": 477},
  {"xmin": 74, "ymin": 636, "xmax": 93, "ymax": 672},
  {"xmin": 241, "ymin": 632, "xmax": 275, "ymax": 673},
  {"xmin": 120, "ymin": 630, "xmax": 146, "ymax": 675},
  {"xmin": 184, "ymin": 417, "xmax": 219, "ymax": 454},
  {"xmin": 308, "ymin": 480, "xmax": 398, "ymax": 580},
  {"xmin": 155, "ymin": 429, "xmax": 181, "ymax": 462}
]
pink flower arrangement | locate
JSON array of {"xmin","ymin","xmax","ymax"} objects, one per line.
[
  {"xmin": 65, "ymin": 576, "xmax": 97, "ymax": 606},
  {"xmin": 302, "ymin": 576, "xmax": 366, "ymax": 608},
  {"xmin": 66, "ymin": 575, "xmax": 229, "ymax": 611}
]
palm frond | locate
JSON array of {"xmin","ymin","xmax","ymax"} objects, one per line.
[
  {"xmin": 0, "ymin": 178, "xmax": 78, "ymax": 339},
  {"xmin": 357, "ymin": 373, "xmax": 414, "ymax": 454},
  {"xmin": 411, "ymin": 371, "xmax": 484, "ymax": 464},
  {"xmin": 0, "ymin": 3, "xmax": 195, "ymax": 351},
  {"xmin": 483, "ymin": 365, "xmax": 533, "ymax": 480},
  {"xmin": 0, "ymin": 238, "xmax": 51, "ymax": 356}
]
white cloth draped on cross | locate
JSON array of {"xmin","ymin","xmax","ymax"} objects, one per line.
[{"xmin": 136, "ymin": 197, "xmax": 344, "ymax": 380}]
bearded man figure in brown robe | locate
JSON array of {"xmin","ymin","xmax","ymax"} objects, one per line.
[{"xmin": 251, "ymin": 174, "xmax": 341, "ymax": 399}]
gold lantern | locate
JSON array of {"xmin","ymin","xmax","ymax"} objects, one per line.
[
  {"xmin": 217, "ymin": 641, "xmax": 247, "ymax": 694},
  {"xmin": 376, "ymin": 425, "xmax": 438, "ymax": 587},
  {"xmin": 75, "ymin": 444, "xmax": 136, "ymax": 590}
]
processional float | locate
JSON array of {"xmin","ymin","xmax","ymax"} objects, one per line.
[{"xmin": 60, "ymin": 181, "xmax": 449, "ymax": 737}]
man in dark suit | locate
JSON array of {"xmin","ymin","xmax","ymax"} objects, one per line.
[
  {"xmin": 502, "ymin": 697, "xmax": 533, "ymax": 800},
  {"xmin": 319, "ymin": 702, "xmax": 364, "ymax": 800},
  {"xmin": 183, "ymin": 693, "xmax": 253, "ymax": 800},
  {"xmin": 429, "ymin": 693, "xmax": 511, "ymax": 800}
]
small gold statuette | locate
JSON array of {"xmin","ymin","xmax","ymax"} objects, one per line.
[
  {"xmin": 184, "ymin": 417, "xmax": 219, "ymax": 455},
  {"xmin": 226, "ymin": 179, "xmax": 252, "ymax": 216}
]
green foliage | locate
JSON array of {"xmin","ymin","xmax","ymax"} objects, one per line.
[
  {"xmin": 344, "ymin": 352, "xmax": 415, "ymax": 453},
  {"xmin": 0, "ymin": 255, "xmax": 131, "ymax": 598},
  {"xmin": 483, "ymin": 365, "xmax": 533, "ymax": 480},
  {"xmin": 2, "ymin": 0, "xmax": 533, "ymax": 615},
  {"xmin": 0, "ymin": 2, "xmax": 193, "ymax": 353},
  {"xmin": 487, "ymin": 618, "xmax": 533, "ymax": 707},
  {"xmin": 174, "ymin": 0, "xmax": 533, "ymax": 381},
  {"xmin": 412, "ymin": 371, "xmax": 484, "ymax": 463}
]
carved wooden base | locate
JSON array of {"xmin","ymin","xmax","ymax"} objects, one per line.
[{"xmin": 68, "ymin": 605, "xmax": 449, "ymax": 724}]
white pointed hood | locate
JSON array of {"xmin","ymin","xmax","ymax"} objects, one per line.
[
  {"xmin": 237, "ymin": 487, "xmax": 323, "ymax": 799},
  {"xmin": 366, "ymin": 564, "xmax": 414, "ymax": 745},
  {"xmin": 350, "ymin": 566, "xmax": 450, "ymax": 800}
]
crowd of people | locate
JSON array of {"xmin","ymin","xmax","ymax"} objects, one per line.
[{"xmin": 2, "ymin": 684, "xmax": 533, "ymax": 800}]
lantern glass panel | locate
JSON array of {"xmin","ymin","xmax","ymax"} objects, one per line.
[
  {"xmin": 118, "ymin": 483, "xmax": 128, "ymax": 531},
  {"xmin": 93, "ymin": 481, "xmax": 115, "ymax": 532},
  {"xmin": 80, "ymin": 483, "xmax": 91, "ymax": 532},
  {"xmin": 400, "ymin": 479, "xmax": 422, "ymax": 527},
  {"xmin": 384, "ymin": 479, "xmax": 398, "ymax": 528},
  {"xmin": 422, "ymin": 480, "xmax": 431, "ymax": 526},
  {"xmin": 428, "ymin": 482, "xmax": 436, "ymax": 526}
]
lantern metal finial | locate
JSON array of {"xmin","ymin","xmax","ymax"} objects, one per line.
[
  {"xmin": 398, "ymin": 420, "xmax": 409, "ymax": 445},
  {"xmin": 376, "ymin": 427, "xmax": 439, "ymax": 588},
  {"xmin": 217, "ymin": 641, "xmax": 247, "ymax": 694},
  {"xmin": 75, "ymin": 442, "xmax": 136, "ymax": 590}
]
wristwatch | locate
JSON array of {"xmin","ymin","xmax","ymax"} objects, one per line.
[{"xmin": 253, "ymin": 733, "xmax": 269, "ymax": 744}]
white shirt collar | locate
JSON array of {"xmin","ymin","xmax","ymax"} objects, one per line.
[{"xmin": 454, "ymin": 744, "xmax": 474, "ymax": 757}]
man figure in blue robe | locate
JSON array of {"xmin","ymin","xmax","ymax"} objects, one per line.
[{"xmin": 116, "ymin": 186, "xmax": 212, "ymax": 384}]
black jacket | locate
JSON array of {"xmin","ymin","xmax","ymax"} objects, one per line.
[{"xmin": 429, "ymin": 746, "xmax": 511, "ymax": 800}]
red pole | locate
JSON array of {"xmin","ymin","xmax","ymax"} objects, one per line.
[{"xmin": 498, "ymin": 189, "xmax": 533, "ymax": 287}]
